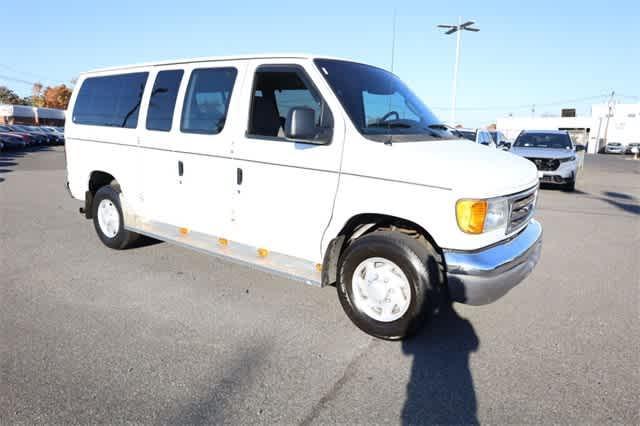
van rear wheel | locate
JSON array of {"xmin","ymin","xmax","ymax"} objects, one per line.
[
  {"xmin": 92, "ymin": 185, "xmax": 139, "ymax": 249},
  {"xmin": 337, "ymin": 231, "xmax": 436, "ymax": 340}
]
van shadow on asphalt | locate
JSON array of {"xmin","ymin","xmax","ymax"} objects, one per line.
[{"xmin": 401, "ymin": 296, "xmax": 479, "ymax": 425}]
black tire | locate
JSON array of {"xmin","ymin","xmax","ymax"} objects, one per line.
[
  {"xmin": 337, "ymin": 231, "xmax": 439, "ymax": 340},
  {"xmin": 92, "ymin": 185, "xmax": 139, "ymax": 249},
  {"xmin": 565, "ymin": 177, "xmax": 576, "ymax": 192}
]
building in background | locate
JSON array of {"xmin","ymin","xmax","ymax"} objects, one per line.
[
  {"xmin": 0, "ymin": 104, "xmax": 66, "ymax": 126},
  {"xmin": 497, "ymin": 103, "xmax": 640, "ymax": 154}
]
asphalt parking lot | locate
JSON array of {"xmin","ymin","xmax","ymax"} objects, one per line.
[{"xmin": 1, "ymin": 146, "xmax": 639, "ymax": 424}]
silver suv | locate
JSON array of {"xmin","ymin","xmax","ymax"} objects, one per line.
[{"xmin": 510, "ymin": 130, "xmax": 585, "ymax": 191}]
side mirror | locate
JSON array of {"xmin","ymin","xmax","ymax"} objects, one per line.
[
  {"xmin": 575, "ymin": 144, "xmax": 586, "ymax": 152},
  {"xmin": 499, "ymin": 142, "xmax": 512, "ymax": 150},
  {"xmin": 285, "ymin": 107, "xmax": 318, "ymax": 142}
]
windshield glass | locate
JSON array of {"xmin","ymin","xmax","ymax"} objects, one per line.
[
  {"xmin": 314, "ymin": 59, "xmax": 456, "ymax": 142},
  {"xmin": 514, "ymin": 133, "xmax": 572, "ymax": 149},
  {"xmin": 0, "ymin": 125, "xmax": 11, "ymax": 131}
]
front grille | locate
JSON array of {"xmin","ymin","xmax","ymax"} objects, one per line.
[
  {"xmin": 507, "ymin": 187, "xmax": 537, "ymax": 233},
  {"xmin": 526, "ymin": 157, "xmax": 559, "ymax": 171}
]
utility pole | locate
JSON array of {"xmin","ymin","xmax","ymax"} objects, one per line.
[
  {"xmin": 603, "ymin": 91, "xmax": 615, "ymax": 148},
  {"xmin": 437, "ymin": 18, "xmax": 480, "ymax": 125}
]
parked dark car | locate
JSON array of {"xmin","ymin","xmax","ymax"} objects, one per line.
[
  {"xmin": 25, "ymin": 125, "xmax": 62, "ymax": 145},
  {"xmin": 0, "ymin": 131, "xmax": 27, "ymax": 149},
  {"xmin": 40, "ymin": 126, "xmax": 65, "ymax": 144},
  {"xmin": 9, "ymin": 125, "xmax": 53, "ymax": 145},
  {"xmin": 0, "ymin": 125, "xmax": 37, "ymax": 146}
]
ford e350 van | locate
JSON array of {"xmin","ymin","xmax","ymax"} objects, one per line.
[{"xmin": 65, "ymin": 54, "xmax": 542, "ymax": 340}]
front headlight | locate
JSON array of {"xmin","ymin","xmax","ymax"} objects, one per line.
[
  {"xmin": 559, "ymin": 156, "xmax": 576, "ymax": 163},
  {"xmin": 456, "ymin": 197, "xmax": 509, "ymax": 234}
]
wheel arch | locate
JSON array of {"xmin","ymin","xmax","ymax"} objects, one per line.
[
  {"xmin": 321, "ymin": 213, "xmax": 444, "ymax": 287},
  {"xmin": 89, "ymin": 170, "xmax": 118, "ymax": 193},
  {"xmin": 84, "ymin": 170, "xmax": 120, "ymax": 219}
]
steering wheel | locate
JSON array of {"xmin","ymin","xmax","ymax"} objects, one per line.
[{"xmin": 379, "ymin": 111, "xmax": 400, "ymax": 122}]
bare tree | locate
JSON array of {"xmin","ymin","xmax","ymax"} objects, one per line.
[{"xmin": 31, "ymin": 82, "xmax": 44, "ymax": 107}]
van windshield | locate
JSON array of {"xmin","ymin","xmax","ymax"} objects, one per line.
[{"xmin": 314, "ymin": 59, "xmax": 455, "ymax": 142}]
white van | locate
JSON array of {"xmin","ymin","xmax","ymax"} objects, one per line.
[{"xmin": 65, "ymin": 54, "xmax": 542, "ymax": 340}]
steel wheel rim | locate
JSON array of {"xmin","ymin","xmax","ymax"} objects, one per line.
[
  {"xmin": 351, "ymin": 257, "xmax": 411, "ymax": 322},
  {"xmin": 97, "ymin": 199, "xmax": 120, "ymax": 238}
]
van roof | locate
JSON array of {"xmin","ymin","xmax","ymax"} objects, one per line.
[{"xmin": 83, "ymin": 53, "xmax": 351, "ymax": 74}]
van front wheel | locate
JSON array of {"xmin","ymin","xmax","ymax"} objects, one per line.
[
  {"xmin": 337, "ymin": 231, "xmax": 436, "ymax": 340},
  {"xmin": 92, "ymin": 185, "xmax": 139, "ymax": 249}
]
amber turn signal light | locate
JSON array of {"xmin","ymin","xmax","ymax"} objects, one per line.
[{"xmin": 456, "ymin": 199, "xmax": 488, "ymax": 234}]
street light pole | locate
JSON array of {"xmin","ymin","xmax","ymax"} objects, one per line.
[
  {"xmin": 451, "ymin": 16, "xmax": 462, "ymax": 125},
  {"xmin": 438, "ymin": 18, "xmax": 480, "ymax": 126}
]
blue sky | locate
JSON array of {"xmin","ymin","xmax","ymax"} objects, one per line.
[{"xmin": 1, "ymin": 0, "xmax": 638, "ymax": 126}]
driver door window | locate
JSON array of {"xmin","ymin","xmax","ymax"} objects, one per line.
[{"xmin": 247, "ymin": 67, "xmax": 333, "ymax": 143}]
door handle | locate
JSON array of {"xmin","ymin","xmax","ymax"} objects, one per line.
[
  {"xmin": 237, "ymin": 168, "xmax": 243, "ymax": 185},
  {"xmin": 178, "ymin": 161, "xmax": 184, "ymax": 177}
]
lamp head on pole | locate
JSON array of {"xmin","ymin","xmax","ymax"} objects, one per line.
[{"xmin": 437, "ymin": 20, "xmax": 480, "ymax": 35}]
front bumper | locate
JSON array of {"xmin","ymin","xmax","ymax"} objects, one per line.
[
  {"xmin": 537, "ymin": 161, "xmax": 576, "ymax": 184},
  {"xmin": 444, "ymin": 219, "xmax": 542, "ymax": 305}
]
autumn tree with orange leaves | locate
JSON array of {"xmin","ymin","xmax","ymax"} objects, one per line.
[{"xmin": 43, "ymin": 84, "xmax": 73, "ymax": 110}]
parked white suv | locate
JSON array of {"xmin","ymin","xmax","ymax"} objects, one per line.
[
  {"xmin": 65, "ymin": 54, "xmax": 542, "ymax": 340},
  {"xmin": 510, "ymin": 130, "xmax": 585, "ymax": 191}
]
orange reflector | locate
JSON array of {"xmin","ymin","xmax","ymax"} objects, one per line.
[
  {"xmin": 179, "ymin": 227, "xmax": 189, "ymax": 235},
  {"xmin": 257, "ymin": 248, "xmax": 269, "ymax": 258},
  {"xmin": 315, "ymin": 263, "xmax": 323, "ymax": 272},
  {"xmin": 218, "ymin": 238, "xmax": 228, "ymax": 246},
  {"xmin": 456, "ymin": 199, "xmax": 487, "ymax": 234}
]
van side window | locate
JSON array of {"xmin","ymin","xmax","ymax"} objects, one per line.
[
  {"xmin": 146, "ymin": 70, "xmax": 184, "ymax": 131},
  {"xmin": 248, "ymin": 67, "xmax": 333, "ymax": 143},
  {"xmin": 180, "ymin": 67, "xmax": 237, "ymax": 135},
  {"xmin": 72, "ymin": 72, "xmax": 148, "ymax": 128}
]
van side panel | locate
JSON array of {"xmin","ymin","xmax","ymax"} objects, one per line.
[
  {"xmin": 322, "ymin": 174, "xmax": 454, "ymax": 254},
  {"xmin": 230, "ymin": 59, "xmax": 347, "ymax": 263},
  {"xmin": 66, "ymin": 71, "xmax": 151, "ymax": 217}
]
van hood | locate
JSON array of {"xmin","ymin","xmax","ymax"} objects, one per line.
[
  {"xmin": 510, "ymin": 146, "xmax": 575, "ymax": 159},
  {"xmin": 346, "ymin": 138, "xmax": 538, "ymax": 198}
]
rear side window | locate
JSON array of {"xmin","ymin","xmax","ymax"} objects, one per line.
[
  {"xmin": 181, "ymin": 67, "xmax": 237, "ymax": 135},
  {"xmin": 73, "ymin": 72, "xmax": 148, "ymax": 128},
  {"xmin": 146, "ymin": 70, "xmax": 184, "ymax": 131}
]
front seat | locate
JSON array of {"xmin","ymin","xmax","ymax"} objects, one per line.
[{"xmin": 251, "ymin": 96, "xmax": 282, "ymax": 137}]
